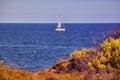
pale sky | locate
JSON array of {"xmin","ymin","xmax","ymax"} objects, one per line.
[{"xmin": 0, "ymin": 0, "xmax": 120, "ymax": 23}]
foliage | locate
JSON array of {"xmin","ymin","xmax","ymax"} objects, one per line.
[
  {"xmin": 87, "ymin": 37, "xmax": 120, "ymax": 80},
  {"xmin": 55, "ymin": 62, "xmax": 70, "ymax": 71},
  {"xmin": 54, "ymin": 37, "xmax": 120, "ymax": 80},
  {"xmin": 70, "ymin": 48, "xmax": 87, "ymax": 58},
  {"xmin": 70, "ymin": 48, "xmax": 96, "ymax": 58}
]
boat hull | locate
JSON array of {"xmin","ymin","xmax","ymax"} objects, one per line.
[{"xmin": 55, "ymin": 28, "xmax": 65, "ymax": 31}]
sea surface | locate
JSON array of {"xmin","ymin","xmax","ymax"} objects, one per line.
[{"xmin": 0, "ymin": 23, "xmax": 119, "ymax": 71}]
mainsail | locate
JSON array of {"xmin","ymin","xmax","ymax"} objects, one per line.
[{"xmin": 57, "ymin": 21, "xmax": 62, "ymax": 28}]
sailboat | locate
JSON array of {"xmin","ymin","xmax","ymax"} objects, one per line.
[{"xmin": 55, "ymin": 19, "xmax": 65, "ymax": 31}]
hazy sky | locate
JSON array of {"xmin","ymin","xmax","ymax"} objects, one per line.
[{"xmin": 0, "ymin": 0, "xmax": 120, "ymax": 23}]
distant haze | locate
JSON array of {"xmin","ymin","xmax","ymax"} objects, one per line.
[{"xmin": 0, "ymin": 0, "xmax": 120, "ymax": 23}]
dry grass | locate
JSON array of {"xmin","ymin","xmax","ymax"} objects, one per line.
[{"xmin": 0, "ymin": 65, "xmax": 33, "ymax": 80}]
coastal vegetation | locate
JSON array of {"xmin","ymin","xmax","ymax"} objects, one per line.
[{"xmin": 0, "ymin": 26, "xmax": 120, "ymax": 80}]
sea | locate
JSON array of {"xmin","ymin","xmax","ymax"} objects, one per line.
[{"xmin": 0, "ymin": 23, "xmax": 119, "ymax": 71}]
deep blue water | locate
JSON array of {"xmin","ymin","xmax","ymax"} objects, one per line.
[{"xmin": 0, "ymin": 23, "xmax": 119, "ymax": 71}]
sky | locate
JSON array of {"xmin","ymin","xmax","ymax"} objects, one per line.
[{"xmin": 0, "ymin": 0, "xmax": 120, "ymax": 23}]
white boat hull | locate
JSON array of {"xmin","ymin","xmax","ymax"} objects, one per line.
[{"xmin": 55, "ymin": 28, "xmax": 65, "ymax": 31}]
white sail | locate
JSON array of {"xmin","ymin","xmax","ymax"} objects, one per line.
[{"xmin": 57, "ymin": 21, "xmax": 62, "ymax": 28}]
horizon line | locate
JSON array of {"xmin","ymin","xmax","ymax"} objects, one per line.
[{"xmin": 0, "ymin": 22, "xmax": 120, "ymax": 24}]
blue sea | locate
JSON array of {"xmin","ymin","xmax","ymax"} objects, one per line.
[{"xmin": 0, "ymin": 23, "xmax": 119, "ymax": 71}]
